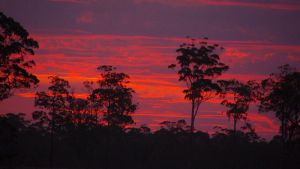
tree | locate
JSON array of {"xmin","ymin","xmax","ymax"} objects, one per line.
[
  {"xmin": 89, "ymin": 65, "xmax": 137, "ymax": 128},
  {"xmin": 259, "ymin": 64, "xmax": 300, "ymax": 143},
  {"xmin": 213, "ymin": 122, "xmax": 264, "ymax": 143},
  {"xmin": 68, "ymin": 96, "xmax": 99, "ymax": 128},
  {"xmin": 158, "ymin": 119, "xmax": 189, "ymax": 134},
  {"xmin": 0, "ymin": 113, "xmax": 29, "ymax": 163},
  {"xmin": 125, "ymin": 124, "xmax": 151, "ymax": 136},
  {"xmin": 87, "ymin": 66, "xmax": 137, "ymax": 169},
  {"xmin": 168, "ymin": 38, "xmax": 229, "ymax": 133},
  {"xmin": 34, "ymin": 76, "xmax": 71, "ymax": 168},
  {"xmin": 0, "ymin": 12, "xmax": 39, "ymax": 101},
  {"xmin": 83, "ymin": 80, "xmax": 102, "ymax": 124},
  {"xmin": 219, "ymin": 80, "xmax": 258, "ymax": 134}
]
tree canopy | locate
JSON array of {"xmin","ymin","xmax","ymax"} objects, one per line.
[
  {"xmin": 219, "ymin": 80, "xmax": 259, "ymax": 133},
  {"xmin": 259, "ymin": 64, "xmax": 300, "ymax": 143},
  {"xmin": 89, "ymin": 65, "xmax": 137, "ymax": 128},
  {"xmin": 169, "ymin": 38, "xmax": 229, "ymax": 132},
  {"xmin": 0, "ymin": 12, "xmax": 39, "ymax": 101}
]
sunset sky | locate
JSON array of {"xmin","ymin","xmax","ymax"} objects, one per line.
[{"xmin": 1, "ymin": 0, "xmax": 300, "ymax": 139}]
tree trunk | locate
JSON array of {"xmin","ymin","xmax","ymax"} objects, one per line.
[
  {"xmin": 233, "ymin": 118, "xmax": 237, "ymax": 135},
  {"xmin": 190, "ymin": 99, "xmax": 195, "ymax": 133},
  {"xmin": 190, "ymin": 115, "xmax": 195, "ymax": 134},
  {"xmin": 189, "ymin": 99, "xmax": 196, "ymax": 169},
  {"xmin": 281, "ymin": 112, "xmax": 286, "ymax": 143},
  {"xmin": 50, "ymin": 117, "xmax": 54, "ymax": 169}
]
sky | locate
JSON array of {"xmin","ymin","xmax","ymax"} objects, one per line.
[{"xmin": 1, "ymin": 0, "xmax": 300, "ymax": 139}]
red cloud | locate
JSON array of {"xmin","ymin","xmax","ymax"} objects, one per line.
[
  {"xmin": 223, "ymin": 48, "xmax": 249, "ymax": 59},
  {"xmin": 2, "ymin": 33, "xmax": 296, "ymax": 139},
  {"xmin": 76, "ymin": 12, "xmax": 94, "ymax": 24},
  {"xmin": 49, "ymin": 0, "xmax": 95, "ymax": 4},
  {"xmin": 136, "ymin": 0, "xmax": 300, "ymax": 11},
  {"xmin": 49, "ymin": 0, "xmax": 82, "ymax": 3},
  {"xmin": 288, "ymin": 55, "xmax": 300, "ymax": 62}
]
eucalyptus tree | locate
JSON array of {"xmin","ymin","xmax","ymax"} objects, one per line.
[
  {"xmin": 34, "ymin": 76, "xmax": 72, "ymax": 168},
  {"xmin": 0, "ymin": 12, "xmax": 39, "ymax": 101},
  {"xmin": 90, "ymin": 65, "xmax": 137, "ymax": 128},
  {"xmin": 169, "ymin": 38, "xmax": 229, "ymax": 133},
  {"xmin": 219, "ymin": 80, "xmax": 258, "ymax": 134},
  {"xmin": 68, "ymin": 97, "xmax": 97, "ymax": 127},
  {"xmin": 87, "ymin": 65, "xmax": 138, "ymax": 169},
  {"xmin": 259, "ymin": 64, "xmax": 300, "ymax": 143}
]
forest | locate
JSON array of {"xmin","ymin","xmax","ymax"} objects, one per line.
[{"xmin": 0, "ymin": 11, "xmax": 300, "ymax": 169}]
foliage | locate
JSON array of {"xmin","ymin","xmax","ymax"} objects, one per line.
[
  {"xmin": 0, "ymin": 63, "xmax": 299, "ymax": 169},
  {"xmin": 259, "ymin": 64, "xmax": 300, "ymax": 143},
  {"xmin": 169, "ymin": 38, "xmax": 229, "ymax": 132},
  {"xmin": 89, "ymin": 65, "xmax": 137, "ymax": 128},
  {"xmin": 157, "ymin": 119, "xmax": 190, "ymax": 134},
  {"xmin": 1, "ymin": 112, "xmax": 298, "ymax": 169},
  {"xmin": 219, "ymin": 80, "xmax": 259, "ymax": 132},
  {"xmin": 0, "ymin": 12, "xmax": 39, "ymax": 101},
  {"xmin": 68, "ymin": 97, "xmax": 98, "ymax": 128},
  {"xmin": 33, "ymin": 76, "xmax": 72, "ymax": 168},
  {"xmin": 213, "ymin": 122, "xmax": 265, "ymax": 143},
  {"xmin": 34, "ymin": 76, "xmax": 72, "ymax": 133}
]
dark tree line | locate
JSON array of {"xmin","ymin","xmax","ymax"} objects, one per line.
[{"xmin": 1, "ymin": 11, "xmax": 300, "ymax": 169}]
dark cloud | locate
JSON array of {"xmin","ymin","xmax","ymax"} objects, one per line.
[{"xmin": 1, "ymin": 0, "xmax": 300, "ymax": 44}]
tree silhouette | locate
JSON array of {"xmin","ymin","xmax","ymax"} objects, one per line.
[
  {"xmin": 0, "ymin": 12, "xmax": 39, "ymax": 101},
  {"xmin": 169, "ymin": 38, "xmax": 229, "ymax": 133},
  {"xmin": 259, "ymin": 64, "xmax": 300, "ymax": 143},
  {"xmin": 89, "ymin": 65, "xmax": 137, "ymax": 128},
  {"xmin": 34, "ymin": 76, "xmax": 72, "ymax": 168},
  {"xmin": 157, "ymin": 119, "xmax": 189, "ymax": 134},
  {"xmin": 0, "ymin": 113, "xmax": 29, "ymax": 164},
  {"xmin": 213, "ymin": 122, "xmax": 264, "ymax": 143},
  {"xmin": 68, "ymin": 96, "xmax": 98, "ymax": 127},
  {"xmin": 219, "ymin": 80, "xmax": 258, "ymax": 134}
]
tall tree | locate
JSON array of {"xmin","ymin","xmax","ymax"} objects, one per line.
[
  {"xmin": 34, "ymin": 76, "xmax": 71, "ymax": 168},
  {"xmin": 0, "ymin": 12, "xmax": 39, "ymax": 101},
  {"xmin": 90, "ymin": 65, "xmax": 137, "ymax": 128},
  {"xmin": 219, "ymin": 80, "xmax": 258, "ymax": 134},
  {"xmin": 169, "ymin": 38, "xmax": 229, "ymax": 133},
  {"xmin": 259, "ymin": 64, "xmax": 300, "ymax": 143}
]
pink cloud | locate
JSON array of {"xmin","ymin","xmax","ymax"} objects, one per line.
[
  {"xmin": 49, "ymin": 0, "xmax": 95, "ymax": 4},
  {"xmin": 136, "ymin": 0, "xmax": 300, "ymax": 11},
  {"xmin": 224, "ymin": 48, "xmax": 249, "ymax": 59},
  {"xmin": 49, "ymin": 0, "xmax": 300, "ymax": 11},
  {"xmin": 49, "ymin": 0, "xmax": 82, "ymax": 3},
  {"xmin": 2, "ymin": 33, "xmax": 297, "ymax": 139},
  {"xmin": 288, "ymin": 55, "xmax": 300, "ymax": 62},
  {"xmin": 76, "ymin": 12, "xmax": 94, "ymax": 24}
]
